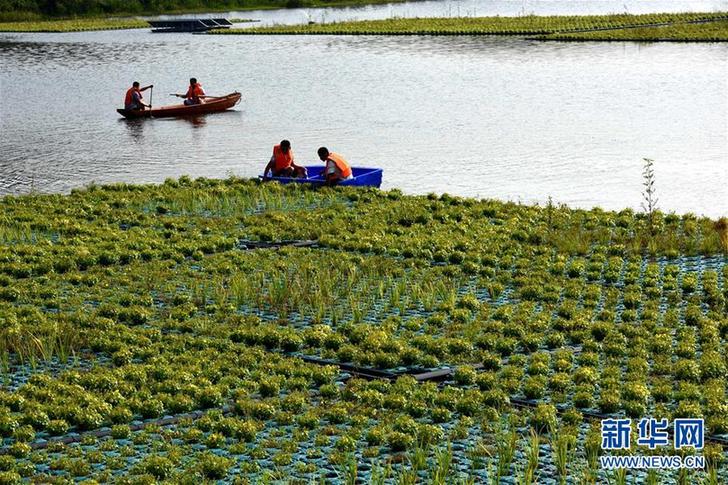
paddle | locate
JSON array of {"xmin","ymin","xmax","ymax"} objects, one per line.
[
  {"xmin": 142, "ymin": 85, "xmax": 153, "ymax": 118},
  {"xmin": 169, "ymin": 94, "xmax": 226, "ymax": 99}
]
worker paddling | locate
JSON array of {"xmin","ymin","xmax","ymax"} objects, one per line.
[
  {"xmin": 174, "ymin": 78, "xmax": 205, "ymax": 105},
  {"xmin": 124, "ymin": 81, "xmax": 153, "ymax": 112}
]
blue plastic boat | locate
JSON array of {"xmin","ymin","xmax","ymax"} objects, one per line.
[{"xmin": 260, "ymin": 165, "xmax": 383, "ymax": 188}]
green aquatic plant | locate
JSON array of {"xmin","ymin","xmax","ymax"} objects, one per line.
[
  {"xmin": 1, "ymin": 177, "xmax": 727, "ymax": 481},
  {"xmin": 641, "ymin": 158, "xmax": 659, "ymax": 234},
  {"xmin": 139, "ymin": 455, "xmax": 174, "ymax": 480},
  {"xmin": 430, "ymin": 443, "xmax": 454, "ymax": 484},
  {"xmin": 0, "ymin": 314, "xmax": 81, "ymax": 367},
  {"xmin": 193, "ymin": 452, "xmax": 233, "ymax": 479},
  {"xmin": 216, "ymin": 12, "xmax": 728, "ymax": 39},
  {"xmin": 529, "ymin": 404, "xmax": 557, "ymax": 434},
  {"xmin": 495, "ymin": 422, "xmax": 518, "ymax": 479},
  {"xmin": 551, "ymin": 430, "xmax": 577, "ymax": 484}
]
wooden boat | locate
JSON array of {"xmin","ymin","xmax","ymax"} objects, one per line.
[
  {"xmin": 117, "ymin": 92, "xmax": 241, "ymax": 119},
  {"xmin": 260, "ymin": 165, "xmax": 383, "ymax": 188}
]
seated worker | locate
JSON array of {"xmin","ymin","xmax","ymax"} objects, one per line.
[
  {"xmin": 318, "ymin": 147, "xmax": 352, "ymax": 185},
  {"xmin": 175, "ymin": 78, "xmax": 205, "ymax": 105},
  {"xmin": 263, "ymin": 140, "xmax": 307, "ymax": 179},
  {"xmin": 124, "ymin": 81, "xmax": 153, "ymax": 111}
]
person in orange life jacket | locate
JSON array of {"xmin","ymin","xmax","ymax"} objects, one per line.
[
  {"xmin": 318, "ymin": 147, "xmax": 352, "ymax": 185},
  {"xmin": 263, "ymin": 140, "xmax": 307, "ymax": 179},
  {"xmin": 174, "ymin": 78, "xmax": 205, "ymax": 105},
  {"xmin": 124, "ymin": 81, "xmax": 153, "ymax": 111}
]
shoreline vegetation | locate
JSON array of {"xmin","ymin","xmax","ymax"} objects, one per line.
[
  {"xmin": 0, "ymin": 17, "xmax": 256, "ymax": 33},
  {"xmin": 0, "ymin": 0, "xmax": 410, "ymax": 32},
  {"xmin": 0, "ymin": 177, "xmax": 726, "ymax": 482},
  {"xmin": 2, "ymin": 11, "xmax": 728, "ymax": 38},
  {"xmin": 212, "ymin": 12, "xmax": 728, "ymax": 41},
  {"xmin": 0, "ymin": 18, "xmax": 148, "ymax": 32}
]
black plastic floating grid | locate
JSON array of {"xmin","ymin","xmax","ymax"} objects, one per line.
[
  {"xmin": 252, "ymin": 198, "xmax": 357, "ymax": 214},
  {"xmin": 289, "ymin": 352, "xmax": 484, "ymax": 383},
  {"xmin": 0, "ymin": 352, "xmax": 111, "ymax": 392},
  {"xmin": 237, "ymin": 239, "xmax": 319, "ymax": 250},
  {"xmin": 25, "ymin": 405, "xmax": 234, "ymax": 451},
  {"xmin": 290, "ymin": 352, "xmax": 728, "ymax": 446},
  {"xmin": 510, "ymin": 397, "xmax": 728, "ymax": 446}
]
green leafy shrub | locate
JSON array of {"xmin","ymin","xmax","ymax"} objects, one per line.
[
  {"xmin": 141, "ymin": 455, "xmax": 174, "ymax": 479},
  {"xmin": 453, "ymin": 365, "xmax": 477, "ymax": 385},
  {"xmin": 0, "ymin": 471, "xmax": 22, "ymax": 484},
  {"xmin": 194, "ymin": 452, "xmax": 232, "ymax": 479},
  {"xmin": 530, "ymin": 404, "xmax": 557, "ymax": 433},
  {"xmin": 386, "ymin": 431, "xmax": 414, "ymax": 452}
]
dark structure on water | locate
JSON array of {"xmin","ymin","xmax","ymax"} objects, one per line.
[{"xmin": 148, "ymin": 18, "xmax": 233, "ymax": 33}]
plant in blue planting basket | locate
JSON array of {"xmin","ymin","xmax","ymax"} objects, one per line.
[{"xmin": 1, "ymin": 178, "xmax": 727, "ymax": 481}]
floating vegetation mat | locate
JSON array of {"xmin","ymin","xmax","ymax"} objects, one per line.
[
  {"xmin": 0, "ymin": 176, "xmax": 727, "ymax": 482},
  {"xmin": 0, "ymin": 18, "xmax": 147, "ymax": 32},
  {"xmin": 537, "ymin": 19, "xmax": 728, "ymax": 42},
  {"xmin": 210, "ymin": 12, "xmax": 728, "ymax": 40}
]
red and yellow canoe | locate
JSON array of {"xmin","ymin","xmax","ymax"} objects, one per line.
[{"xmin": 117, "ymin": 92, "xmax": 241, "ymax": 119}]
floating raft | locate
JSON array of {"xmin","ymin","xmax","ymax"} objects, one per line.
[{"xmin": 147, "ymin": 18, "xmax": 232, "ymax": 33}]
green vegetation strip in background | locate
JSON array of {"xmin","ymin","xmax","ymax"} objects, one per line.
[
  {"xmin": 211, "ymin": 12, "xmax": 728, "ymax": 37},
  {"xmin": 0, "ymin": 18, "xmax": 147, "ymax": 32},
  {"xmin": 0, "ymin": 0, "xmax": 412, "ymax": 26},
  {"xmin": 538, "ymin": 19, "xmax": 728, "ymax": 42}
]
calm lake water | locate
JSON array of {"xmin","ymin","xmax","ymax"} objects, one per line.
[{"xmin": 1, "ymin": 1, "xmax": 727, "ymax": 217}]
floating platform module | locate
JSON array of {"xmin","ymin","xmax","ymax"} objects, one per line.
[{"xmin": 148, "ymin": 18, "xmax": 233, "ymax": 33}]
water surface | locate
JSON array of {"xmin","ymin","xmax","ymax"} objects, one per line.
[{"xmin": 1, "ymin": 7, "xmax": 727, "ymax": 216}]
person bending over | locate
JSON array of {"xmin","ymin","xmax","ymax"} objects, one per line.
[
  {"xmin": 264, "ymin": 140, "xmax": 307, "ymax": 179},
  {"xmin": 318, "ymin": 147, "xmax": 352, "ymax": 185}
]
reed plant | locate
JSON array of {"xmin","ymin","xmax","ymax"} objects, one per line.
[
  {"xmin": 610, "ymin": 467, "xmax": 628, "ymax": 485},
  {"xmin": 517, "ymin": 428, "xmax": 540, "ymax": 484},
  {"xmin": 495, "ymin": 422, "xmax": 518, "ymax": 479},
  {"xmin": 430, "ymin": 443, "xmax": 454, "ymax": 484},
  {"xmin": 370, "ymin": 461, "xmax": 393, "ymax": 485},
  {"xmin": 0, "ymin": 319, "xmax": 80, "ymax": 368},
  {"xmin": 336, "ymin": 453, "xmax": 358, "ymax": 485},
  {"xmin": 551, "ymin": 431, "xmax": 577, "ymax": 484}
]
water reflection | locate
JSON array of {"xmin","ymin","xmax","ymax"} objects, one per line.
[
  {"xmin": 326, "ymin": 35, "xmax": 666, "ymax": 62},
  {"xmin": 0, "ymin": 38, "xmax": 171, "ymax": 71},
  {"xmin": 121, "ymin": 119, "xmax": 146, "ymax": 143},
  {"xmin": 183, "ymin": 116, "xmax": 207, "ymax": 127}
]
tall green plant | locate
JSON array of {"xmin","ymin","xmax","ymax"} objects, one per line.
[{"xmin": 641, "ymin": 158, "xmax": 659, "ymax": 236}]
